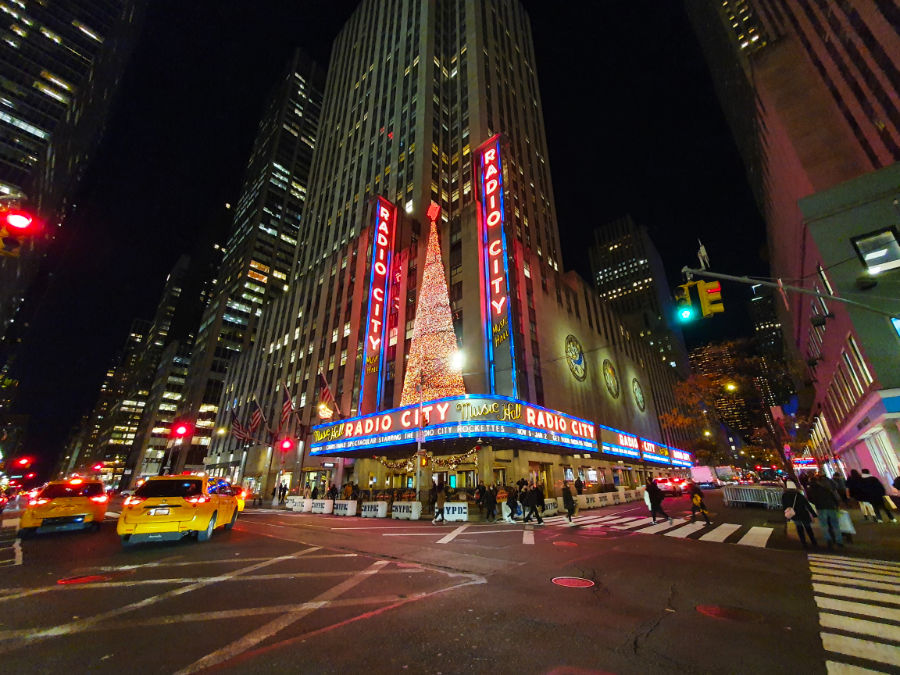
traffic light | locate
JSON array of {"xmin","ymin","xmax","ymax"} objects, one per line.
[
  {"xmin": 92, "ymin": 463, "xmax": 104, "ymax": 471},
  {"xmin": 674, "ymin": 282, "xmax": 699, "ymax": 323},
  {"xmin": 280, "ymin": 438, "xmax": 294, "ymax": 452},
  {"xmin": 0, "ymin": 207, "xmax": 39, "ymax": 258},
  {"xmin": 697, "ymin": 280, "xmax": 725, "ymax": 317},
  {"xmin": 172, "ymin": 422, "xmax": 192, "ymax": 438},
  {"xmin": 15, "ymin": 457, "xmax": 31, "ymax": 467}
]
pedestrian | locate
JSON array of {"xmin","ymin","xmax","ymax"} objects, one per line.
[
  {"xmin": 279, "ymin": 483, "xmax": 287, "ymax": 504},
  {"xmin": 523, "ymin": 482, "xmax": 544, "ymax": 524},
  {"xmin": 517, "ymin": 476, "xmax": 527, "ymax": 490},
  {"xmin": 808, "ymin": 473, "xmax": 844, "ymax": 549},
  {"xmin": 687, "ymin": 481, "xmax": 711, "ymax": 525},
  {"xmin": 893, "ymin": 471, "xmax": 900, "ymax": 495},
  {"xmin": 782, "ymin": 480, "xmax": 818, "ymax": 549},
  {"xmin": 311, "ymin": 484, "xmax": 319, "ymax": 500},
  {"xmin": 485, "ymin": 484, "xmax": 497, "ymax": 522},
  {"xmin": 562, "ymin": 481, "xmax": 576, "ymax": 523},
  {"xmin": 433, "ymin": 480, "xmax": 446, "ymax": 524},
  {"xmin": 845, "ymin": 469, "xmax": 873, "ymax": 520},
  {"xmin": 430, "ymin": 479, "xmax": 438, "ymax": 516},
  {"xmin": 574, "ymin": 476, "xmax": 584, "ymax": 495},
  {"xmin": 832, "ymin": 472, "xmax": 849, "ymax": 506},
  {"xmin": 535, "ymin": 482, "xmax": 546, "ymax": 515},
  {"xmin": 645, "ymin": 479, "xmax": 673, "ymax": 525},
  {"xmin": 860, "ymin": 469, "xmax": 896, "ymax": 523},
  {"xmin": 505, "ymin": 485, "xmax": 519, "ymax": 523},
  {"xmin": 303, "ymin": 483, "xmax": 311, "ymax": 499}
]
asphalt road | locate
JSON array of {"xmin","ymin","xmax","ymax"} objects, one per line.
[{"xmin": 1, "ymin": 492, "xmax": 898, "ymax": 674}]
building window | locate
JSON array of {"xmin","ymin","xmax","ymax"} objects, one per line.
[{"xmin": 851, "ymin": 227, "xmax": 900, "ymax": 275}]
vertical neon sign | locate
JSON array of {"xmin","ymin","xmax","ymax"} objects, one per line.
[
  {"xmin": 359, "ymin": 196, "xmax": 396, "ymax": 415},
  {"xmin": 476, "ymin": 135, "xmax": 517, "ymax": 397}
]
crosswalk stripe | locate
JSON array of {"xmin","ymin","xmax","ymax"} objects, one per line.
[
  {"xmin": 812, "ymin": 574, "xmax": 899, "ymax": 593},
  {"xmin": 586, "ymin": 516, "xmax": 642, "ymax": 526},
  {"xmin": 809, "ymin": 555, "xmax": 900, "ymax": 571},
  {"xmin": 820, "ymin": 631, "xmax": 900, "ymax": 668},
  {"xmin": 815, "ymin": 596, "xmax": 900, "ymax": 623},
  {"xmin": 820, "ymin": 612, "xmax": 900, "ymax": 642},
  {"xmin": 637, "ymin": 520, "xmax": 683, "ymax": 534},
  {"xmin": 664, "ymin": 522, "xmax": 707, "ymax": 538},
  {"xmin": 811, "ymin": 566, "xmax": 900, "ymax": 584},
  {"xmin": 811, "ymin": 562, "xmax": 900, "ymax": 578},
  {"xmin": 813, "ymin": 583, "xmax": 900, "ymax": 607},
  {"xmin": 736, "ymin": 526, "xmax": 773, "ymax": 548},
  {"xmin": 610, "ymin": 517, "xmax": 654, "ymax": 530},
  {"xmin": 699, "ymin": 523, "xmax": 741, "ymax": 542},
  {"xmin": 825, "ymin": 660, "xmax": 888, "ymax": 675}
]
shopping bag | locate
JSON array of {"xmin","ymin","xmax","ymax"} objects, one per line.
[
  {"xmin": 884, "ymin": 496, "xmax": 897, "ymax": 511},
  {"xmin": 838, "ymin": 510, "xmax": 856, "ymax": 535},
  {"xmin": 860, "ymin": 501, "xmax": 876, "ymax": 518}
]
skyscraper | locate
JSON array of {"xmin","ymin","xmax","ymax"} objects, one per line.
[
  {"xmin": 209, "ymin": 0, "xmax": 689, "ymax": 494},
  {"xmin": 167, "ymin": 50, "xmax": 325, "ymax": 473},
  {"xmin": 687, "ymin": 1, "xmax": 900, "ymax": 486}
]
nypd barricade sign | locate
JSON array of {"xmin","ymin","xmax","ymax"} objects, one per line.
[
  {"xmin": 576, "ymin": 494, "xmax": 599, "ymax": 510},
  {"xmin": 361, "ymin": 501, "xmax": 389, "ymax": 518},
  {"xmin": 443, "ymin": 502, "xmax": 468, "ymax": 522},
  {"xmin": 391, "ymin": 501, "xmax": 422, "ymax": 520},
  {"xmin": 333, "ymin": 500, "xmax": 357, "ymax": 517},
  {"xmin": 311, "ymin": 499, "xmax": 333, "ymax": 514},
  {"xmin": 300, "ymin": 498, "xmax": 313, "ymax": 512},
  {"xmin": 542, "ymin": 499, "xmax": 558, "ymax": 516},
  {"xmin": 285, "ymin": 495, "xmax": 303, "ymax": 511}
]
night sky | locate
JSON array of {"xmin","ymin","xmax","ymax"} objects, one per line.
[{"xmin": 11, "ymin": 1, "xmax": 767, "ymax": 468}]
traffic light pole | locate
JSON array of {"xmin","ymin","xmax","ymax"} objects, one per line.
[{"xmin": 681, "ymin": 267, "xmax": 900, "ymax": 320}]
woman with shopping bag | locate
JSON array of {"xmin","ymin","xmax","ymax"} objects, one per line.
[{"xmin": 782, "ymin": 481, "xmax": 818, "ymax": 549}]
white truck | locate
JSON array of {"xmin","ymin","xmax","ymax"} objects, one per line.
[{"xmin": 690, "ymin": 466, "xmax": 721, "ymax": 488}]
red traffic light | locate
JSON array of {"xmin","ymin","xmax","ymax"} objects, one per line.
[
  {"xmin": 4, "ymin": 209, "xmax": 33, "ymax": 230},
  {"xmin": 173, "ymin": 423, "xmax": 191, "ymax": 437},
  {"xmin": 280, "ymin": 438, "xmax": 294, "ymax": 452}
]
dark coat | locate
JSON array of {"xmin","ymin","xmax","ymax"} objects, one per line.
[
  {"xmin": 782, "ymin": 489, "xmax": 815, "ymax": 522},
  {"xmin": 846, "ymin": 474, "xmax": 865, "ymax": 501},
  {"xmin": 506, "ymin": 489, "xmax": 518, "ymax": 508},
  {"xmin": 574, "ymin": 478, "xmax": 584, "ymax": 495},
  {"xmin": 647, "ymin": 482, "xmax": 664, "ymax": 507},
  {"xmin": 808, "ymin": 481, "xmax": 839, "ymax": 510},
  {"xmin": 861, "ymin": 476, "xmax": 886, "ymax": 501},
  {"xmin": 562, "ymin": 486, "xmax": 575, "ymax": 510}
]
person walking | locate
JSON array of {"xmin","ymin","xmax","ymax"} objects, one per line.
[
  {"xmin": 311, "ymin": 484, "xmax": 319, "ymax": 500},
  {"xmin": 523, "ymin": 482, "xmax": 544, "ymax": 524},
  {"xmin": 846, "ymin": 469, "xmax": 874, "ymax": 520},
  {"xmin": 833, "ymin": 472, "xmax": 849, "ymax": 506},
  {"xmin": 860, "ymin": 469, "xmax": 896, "ymax": 523},
  {"xmin": 645, "ymin": 479, "xmax": 673, "ymax": 525},
  {"xmin": 687, "ymin": 482, "xmax": 711, "ymax": 525},
  {"xmin": 484, "ymin": 484, "xmax": 497, "ymax": 522},
  {"xmin": 782, "ymin": 480, "xmax": 818, "ymax": 549},
  {"xmin": 562, "ymin": 481, "xmax": 576, "ymax": 523},
  {"xmin": 808, "ymin": 473, "xmax": 844, "ymax": 549},
  {"xmin": 574, "ymin": 476, "xmax": 584, "ymax": 495},
  {"xmin": 433, "ymin": 480, "xmax": 446, "ymax": 524},
  {"xmin": 505, "ymin": 485, "xmax": 519, "ymax": 523}
]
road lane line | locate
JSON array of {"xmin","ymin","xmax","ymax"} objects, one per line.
[
  {"xmin": 611, "ymin": 517, "xmax": 654, "ymax": 530},
  {"xmin": 523, "ymin": 527, "xmax": 534, "ymax": 545},
  {"xmin": 637, "ymin": 520, "xmax": 683, "ymax": 534},
  {"xmin": 812, "ymin": 574, "xmax": 898, "ymax": 593},
  {"xmin": 437, "ymin": 525, "xmax": 469, "ymax": 544},
  {"xmin": 586, "ymin": 516, "xmax": 644, "ymax": 526},
  {"xmin": 810, "ymin": 562, "xmax": 900, "ymax": 578},
  {"xmin": 811, "ymin": 566, "xmax": 900, "ymax": 583},
  {"xmin": 664, "ymin": 522, "xmax": 706, "ymax": 538},
  {"xmin": 176, "ymin": 559, "xmax": 390, "ymax": 674},
  {"xmin": 819, "ymin": 612, "xmax": 900, "ymax": 642},
  {"xmin": 825, "ymin": 661, "xmax": 885, "ymax": 674},
  {"xmin": 698, "ymin": 523, "xmax": 741, "ymax": 542},
  {"xmin": 815, "ymin": 596, "xmax": 900, "ymax": 623},
  {"xmin": 736, "ymin": 526, "xmax": 773, "ymax": 547},
  {"xmin": 0, "ymin": 547, "xmax": 320, "ymax": 652},
  {"xmin": 820, "ymin": 632, "xmax": 900, "ymax": 669},
  {"xmin": 809, "ymin": 555, "xmax": 900, "ymax": 571},
  {"xmin": 12, "ymin": 538, "xmax": 21, "ymax": 566},
  {"xmin": 813, "ymin": 583, "xmax": 900, "ymax": 606},
  {"xmin": 92, "ymin": 552, "xmax": 356, "ymax": 571}
]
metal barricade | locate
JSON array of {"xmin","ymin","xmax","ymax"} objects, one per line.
[{"xmin": 722, "ymin": 485, "xmax": 782, "ymax": 510}]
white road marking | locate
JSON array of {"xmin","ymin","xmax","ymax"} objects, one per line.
[
  {"xmin": 698, "ymin": 523, "xmax": 741, "ymax": 542},
  {"xmin": 815, "ymin": 596, "xmax": 900, "ymax": 623},
  {"xmin": 104, "ymin": 511, "xmax": 120, "ymax": 518},
  {"xmin": 809, "ymin": 555, "xmax": 900, "ymax": 571},
  {"xmin": 820, "ymin": 632, "xmax": 900, "ymax": 669},
  {"xmin": 523, "ymin": 527, "xmax": 534, "ymax": 545},
  {"xmin": 812, "ymin": 574, "xmax": 898, "ymax": 593},
  {"xmin": 92, "ymin": 553, "xmax": 356, "ymax": 572},
  {"xmin": 820, "ymin": 612, "xmax": 900, "ymax": 642},
  {"xmin": 736, "ymin": 526, "xmax": 773, "ymax": 547},
  {"xmin": 825, "ymin": 660, "xmax": 886, "ymax": 675},
  {"xmin": 610, "ymin": 517, "xmax": 654, "ymax": 530},
  {"xmin": 0, "ymin": 547, "xmax": 320, "ymax": 653},
  {"xmin": 664, "ymin": 522, "xmax": 707, "ymax": 538},
  {"xmin": 382, "ymin": 532, "xmax": 449, "ymax": 537},
  {"xmin": 584, "ymin": 516, "xmax": 643, "ymax": 527},
  {"xmin": 813, "ymin": 583, "xmax": 900, "ymax": 606},
  {"xmin": 437, "ymin": 525, "xmax": 469, "ymax": 544},
  {"xmin": 636, "ymin": 520, "xmax": 683, "ymax": 534},
  {"xmin": 11, "ymin": 538, "xmax": 21, "ymax": 566},
  {"xmin": 810, "ymin": 561, "xmax": 900, "ymax": 578},
  {"xmin": 176, "ymin": 559, "xmax": 390, "ymax": 674}
]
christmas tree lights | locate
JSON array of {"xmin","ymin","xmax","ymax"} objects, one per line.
[{"xmin": 400, "ymin": 219, "xmax": 467, "ymax": 405}]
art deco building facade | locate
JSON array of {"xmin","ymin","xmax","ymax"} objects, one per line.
[
  {"xmin": 687, "ymin": 0, "xmax": 900, "ymax": 486},
  {"xmin": 207, "ymin": 0, "xmax": 690, "ymax": 496},
  {"xmin": 168, "ymin": 50, "xmax": 324, "ymax": 473}
]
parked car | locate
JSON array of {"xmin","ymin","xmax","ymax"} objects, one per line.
[{"xmin": 653, "ymin": 478, "xmax": 683, "ymax": 496}]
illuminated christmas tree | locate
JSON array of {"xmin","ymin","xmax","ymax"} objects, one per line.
[{"xmin": 400, "ymin": 219, "xmax": 466, "ymax": 405}]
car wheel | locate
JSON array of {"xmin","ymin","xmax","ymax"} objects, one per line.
[
  {"xmin": 17, "ymin": 527, "xmax": 36, "ymax": 539},
  {"xmin": 224, "ymin": 508, "xmax": 237, "ymax": 531},
  {"xmin": 197, "ymin": 512, "xmax": 217, "ymax": 542}
]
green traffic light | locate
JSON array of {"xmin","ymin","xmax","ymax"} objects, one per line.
[{"xmin": 678, "ymin": 308, "xmax": 694, "ymax": 322}]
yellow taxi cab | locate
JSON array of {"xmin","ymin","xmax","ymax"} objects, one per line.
[
  {"xmin": 117, "ymin": 475, "xmax": 238, "ymax": 547},
  {"xmin": 208, "ymin": 478, "xmax": 246, "ymax": 512},
  {"xmin": 18, "ymin": 478, "xmax": 108, "ymax": 537}
]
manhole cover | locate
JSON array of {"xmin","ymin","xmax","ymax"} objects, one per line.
[
  {"xmin": 553, "ymin": 541, "xmax": 578, "ymax": 547},
  {"xmin": 552, "ymin": 576, "xmax": 594, "ymax": 588},
  {"xmin": 695, "ymin": 605, "xmax": 766, "ymax": 623},
  {"xmin": 57, "ymin": 575, "xmax": 111, "ymax": 585}
]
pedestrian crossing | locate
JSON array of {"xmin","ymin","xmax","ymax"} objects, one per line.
[
  {"xmin": 535, "ymin": 512, "xmax": 775, "ymax": 548},
  {"xmin": 807, "ymin": 553, "xmax": 900, "ymax": 674}
]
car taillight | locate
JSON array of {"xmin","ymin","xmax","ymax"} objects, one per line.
[
  {"xmin": 123, "ymin": 496, "xmax": 146, "ymax": 506},
  {"xmin": 90, "ymin": 495, "xmax": 109, "ymax": 504},
  {"xmin": 29, "ymin": 498, "xmax": 50, "ymax": 506},
  {"xmin": 240, "ymin": 490, "xmax": 247, "ymax": 499},
  {"xmin": 187, "ymin": 496, "xmax": 209, "ymax": 505}
]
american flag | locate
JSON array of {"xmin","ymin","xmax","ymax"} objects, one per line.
[
  {"xmin": 318, "ymin": 371, "xmax": 341, "ymax": 416},
  {"xmin": 279, "ymin": 382, "xmax": 294, "ymax": 430},
  {"xmin": 230, "ymin": 408, "xmax": 250, "ymax": 442},
  {"xmin": 249, "ymin": 399, "xmax": 267, "ymax": 435}
]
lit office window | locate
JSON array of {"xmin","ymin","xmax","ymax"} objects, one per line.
[{"xmin": 851, "ymin": 227, "xmax": 900, "ymax": 275}]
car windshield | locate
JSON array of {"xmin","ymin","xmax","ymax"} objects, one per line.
[
  {"xmin": 40, "ymin": 482, "xmax": 103, "ymax": 498},
  {"xmin": 135, "ymin": 479, "xmax": 203, "ymax": 498}
]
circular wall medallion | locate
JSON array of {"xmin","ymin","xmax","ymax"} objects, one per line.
[
  {"xmin": 632, "ymin": 378, "xmax": 646, "ymax": 412},
  {"xmin": 602, "ymin": 359, "xmax": 620, "ymax": 399},
  {"xmin": 565, "ymin": 334, "xmax": 586, "ymax": 381}
]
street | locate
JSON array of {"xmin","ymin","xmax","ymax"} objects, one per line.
[{"xmin": 1, "ymin": 493, "xmax": 898, "ymax": 674}]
